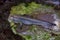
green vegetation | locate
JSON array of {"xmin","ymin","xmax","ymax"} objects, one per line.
[
  {"xmin": 10, "ymin": 22, "xmax": 55, "ymax": 40},
  {"xmin": 10, "ymin": 2, "xmax": 53, "ymax": 15},
  {"xmin": 10, "ymin": 2, "xmax": 40, "ymax": 15}
]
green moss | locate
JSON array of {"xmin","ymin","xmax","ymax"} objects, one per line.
[
  {"xmin": 10, "ymin": 2, "xmax": 39, "ymax": 15},
  {"xmin": 55, "ymin": 36, "xmax": 60, "ymax": 40},
  {"xmin": 10, "ymin": 2, "xmax": 53, "ymax": 15},
  {"xmin": 10, "ymin": 22, "xmax": 52, "ymax": 40}
]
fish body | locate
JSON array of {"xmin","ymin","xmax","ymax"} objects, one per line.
[{"xmin": 8, "ymin": 16, "xmax": 56, "ymax": 29}]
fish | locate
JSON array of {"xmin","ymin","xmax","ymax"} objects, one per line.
[{"xmin": 8, "ymin": 15, "xmax": 56, "ymax": 29}]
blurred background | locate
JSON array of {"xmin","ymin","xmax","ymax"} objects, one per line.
[{"xmin": 0, "ymin": 0, "xmax": 60, "ymax": 40}]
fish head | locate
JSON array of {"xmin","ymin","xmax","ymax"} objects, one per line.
[{"xmin": 52, "ymin": 19, "xmax": 60, "ymax": 34}]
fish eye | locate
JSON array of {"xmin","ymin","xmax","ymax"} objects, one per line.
[
  {"xmin": 50, "ymin": 23, "xmax": 56, "ymax": 26},
  {"xmin": 53, "ymin": 24, "xmax": 56, "ymax": 26}
]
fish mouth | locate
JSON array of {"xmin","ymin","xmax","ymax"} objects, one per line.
[
  {"xmin": 52, "ymin": 26, "xmax": 59, "ymax": 31},
  {"xmin": 50, "ymin": 25, "xmax": 60, "ymax": 34}
]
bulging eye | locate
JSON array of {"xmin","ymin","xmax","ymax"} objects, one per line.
[
  {"xmin": 54, "ymin": 24, "xmax": 56, "ymax": 26},
  {"xmin": 52, "ymin": 23, "xmax": 56, "ymax": 26}
]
